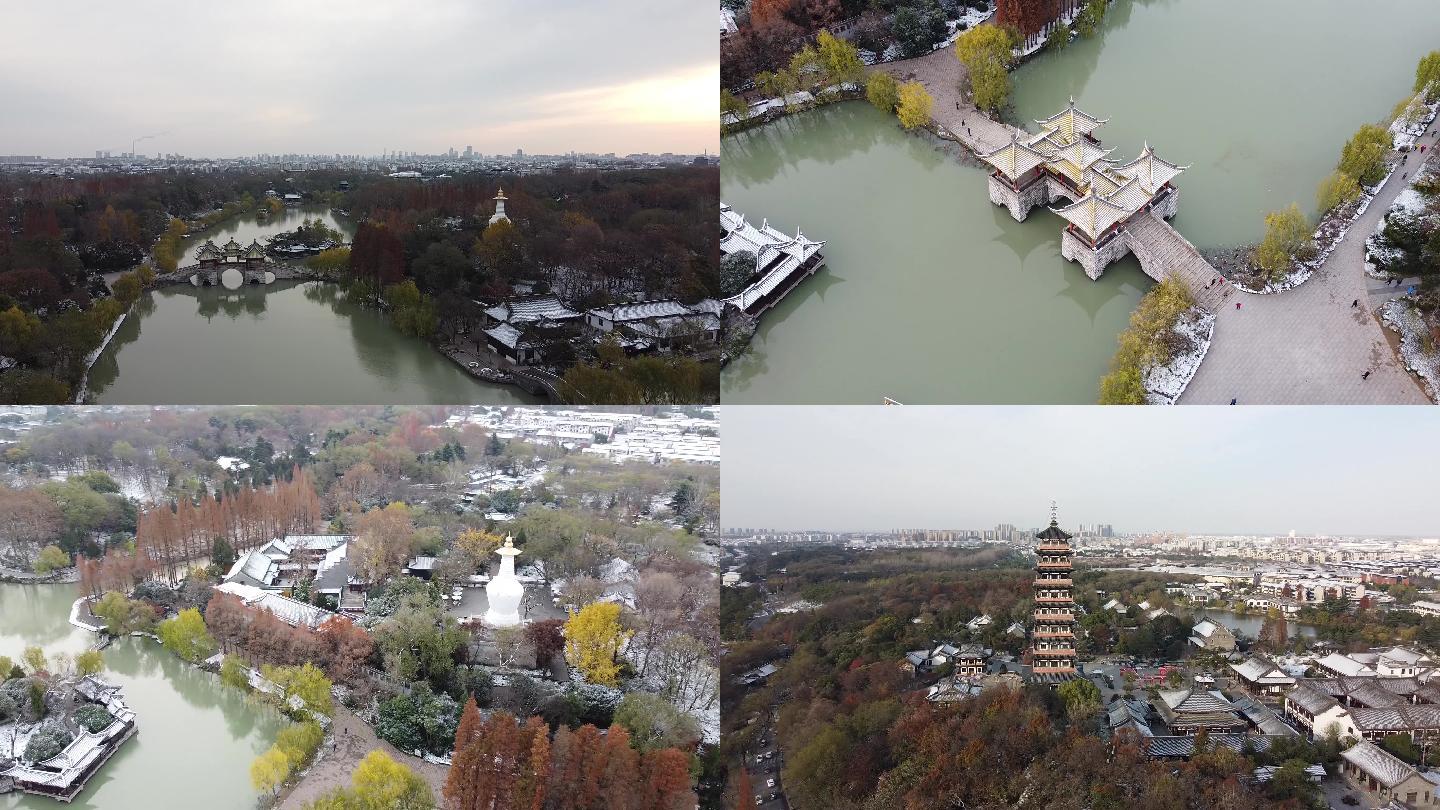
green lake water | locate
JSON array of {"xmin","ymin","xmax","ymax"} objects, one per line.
[
  {"xmin": 721, "ymin": 0, "xmax": 1440, "ymax": 403},
  {"xmin": 0, "ymin": 583, "xmax": 286, "ymax": 810}
]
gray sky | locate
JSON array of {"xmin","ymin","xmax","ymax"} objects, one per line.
[
  {"xmin": 0, "ymin": 0, "xmax": 717, "ymax": 158},
  {"xmin": 722, "ymin": 407, "xmax": 1440, "ymax": 537}
]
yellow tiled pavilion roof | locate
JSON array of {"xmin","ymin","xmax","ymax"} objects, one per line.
[
  {"xmin": 978, "ymin": 132, "xmax": 1050, "ymax": 181},
  {"xmin": 1026, "ymin": 127, "xmax": 1064, "ymax": 158},
  {"xmin": 1082, "ymin": 165, "xmax": 1124, "ymax": 197},
  {"xmin": 1046, "ymin": 139, "xmax": 1114, "ymax": 186},
  {"xmin": 1113, "ymin": 143, "xmax": 1188, "ymax": 195},
  {"xmin": 1102, "ymin": 176, "xmax": 1151, "ymax": 213},
  {"xmin": 1052, "ymin": 192, "xmax": 1132, "ymax": 242},
  {"xmin": 1036, "ymin": 96, "xmax": 1108, "ymax": 143}
]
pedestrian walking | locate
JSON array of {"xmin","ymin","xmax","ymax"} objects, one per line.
[
  {"xmin": 1362, "ymin": 370, "xmax": 1371, "ymax": 380},
  {"xmin": 1235, "ymin": 301, "xmax": 1242, "ymax": 310},
  {"xmin": 1352, "ymin": 299, "xmax": 1359, "ymax": 308},
  {"xmin": 1229, "ymin": 398, "xmax": 1237, "ymax": 405}
]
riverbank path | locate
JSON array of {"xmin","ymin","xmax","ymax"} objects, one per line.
[
  {"xmin": 1181, "ymin": 118, "xmax": 1440, "ymax": 404},
  {"xmin": 880, "ymin": 46, "xmax": 1026, "ymax": 154}
]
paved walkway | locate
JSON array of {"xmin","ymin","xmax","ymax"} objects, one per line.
[
  {"xmin": 880, "ymin": 46, "xmax": 1026, "ymax": 154},
  {"xmin": 1182, "ymin": 120, "xmax": 1440, "ymax": 404}
]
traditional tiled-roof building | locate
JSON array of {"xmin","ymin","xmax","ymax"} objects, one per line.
[
  {"xmin": 719, "ymin": 203, "xmax": 825, "ymax": 316},
  {"xmin": 1230, "ymin": 656, "xmax": 1297, "ymax": 696},
  {"xmin": 1339, "ymin": 740, "xmax": 1440, "ymax": 807},
  {"xmin": 1188, "ymin": 617, "xmax": 1237, "ymax": 651}
]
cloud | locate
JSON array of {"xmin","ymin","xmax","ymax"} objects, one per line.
[
  {"xmin": 721, "ymin": 406, "xmax": 1440, "ymax": 537},
  {"xmin": 0, "ymin": 0, "xmax": 717, "ymax": 157}
]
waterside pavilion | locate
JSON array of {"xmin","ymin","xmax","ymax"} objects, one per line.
[{"xmin": 977, "ymin": 99, "xmax": 1225, "ymax": 310}]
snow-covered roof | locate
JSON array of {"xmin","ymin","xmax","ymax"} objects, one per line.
[
  {"xmin": 1285, "ymin": 683, "xmax": 1339, "ymax": 716},
  {"xmin": 591, "ymin": 300, "xmax": 695, "ymax": 322},
  {"xmin": 224, "ymin": 548, "xmax": 280, "ymax": 588},
  {"xmin": 484, "ymin": 322, "xmax": 525, "ymax": 350},
  {"xmin": 1191, "ymin": 618, "xmax": 1223, "ymax": 638},
  {"xmin": 1342, "ymin": 740, "xmax": 1421, "ymax": 789},
  {"xmin": 214, "ymin": 581, "xmax": 341, "ymax": 629},
  {"xmin": 1231, "ymin": 657, "xmax": 1294, "ymax": 685},
  {"xmin": 485, "ymin": 296, "xmax": 580, "ymax": 325},
  {"xmin": 1316, "ymin": 651, "xmax": 1375, "ymax": 677},
  {"xmin": 719, "ymin": 203, "xmax": 824, "ymax": 313}
]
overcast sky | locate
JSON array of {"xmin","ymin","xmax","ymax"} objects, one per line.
[
  {"xmin": 722, "ymin": 407, "xmax": 1440, "ymax": 537},
  {"xmin": 0, "ymin": 0, "xmax": 717, "ymax": 158}
]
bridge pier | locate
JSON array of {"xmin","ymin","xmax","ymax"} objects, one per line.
[
  {"xmin": 1061, "ymin": 228, "xmax": 1132, "ymax": 281},
  {"xmin": 987, "ymin": 175, "xmax": 1078, "ymax": 222}
]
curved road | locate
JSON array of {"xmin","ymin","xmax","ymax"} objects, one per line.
[{"xmin": 1182, "ymin": 118, "xmax": 1439, "ymax": 404}]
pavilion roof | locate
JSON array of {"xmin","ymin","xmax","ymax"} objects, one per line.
[
  {"xmin": 978, "ymin": 132, "xmax": 1050, "ymax": 181},
  {"xmin": 1045, "ymin": 138, "xmax": 1114, "ymax": 186},
  {"xmin": 1035, "ymin": 520, "xmax": 1072, "ymax": 541},
  {"xmin": 222, "ymin": 237, "xmax": 242, "ymax": 252},
  {"xmin": 1052, "ymin": 192, "xmax": 1133, "ymax": 242},
  {"xmin": 1113, "ymin": 143, "xmax": 1188, "ymax": 195},
  {"xmin": 1036, "ymin": 96, "xmax": 1108, "ymax": 143},
  {"xmin": 1042, "ymin": 96, "xmax": 1105, "ymax": 142},
  {"xmin": 243, "ymin": 240, "xmax": 266, "ymax": 259},
  {"xmin": 195, "ymin": 241, "xmax": 222, "ymax": 260},
  {"xmin": 1102, "ymin": 176, "xmax": 1152, "ymax": 213}
]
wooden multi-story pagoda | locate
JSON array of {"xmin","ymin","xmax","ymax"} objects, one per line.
[{"xmin": 1030, "ymin": 504, "xmax": 1078, "ymax": 682}]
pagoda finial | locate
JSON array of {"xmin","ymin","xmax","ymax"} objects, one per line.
[{"xmin": 1049, "ymin": 500, "xmax": 1059, "ymax": 526}]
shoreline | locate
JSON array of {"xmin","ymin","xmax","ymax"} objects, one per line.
[{"xmin": 125, "ymin": 269, "xmax": 548, "ymax": 403}]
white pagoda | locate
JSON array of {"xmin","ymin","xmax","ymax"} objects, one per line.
[
  {"xmin": 484, "ymin": 536, "xmax": 524, "ymax": 627},
  {"xmin": 488, "ymin": 188, "xmax": 510, "ymax": 226}
]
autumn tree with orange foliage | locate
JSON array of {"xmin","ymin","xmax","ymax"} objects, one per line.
[
  {"xmin": 443, "ymin": 699, "xmax": 696, "ymax": 810},
  {"xmin": 205, "ymin": 591, "xmax": 373, "ymax": 681},
  {"xmin": 135, "ymin": 466, "xmax": 323, "ymax": 580}
]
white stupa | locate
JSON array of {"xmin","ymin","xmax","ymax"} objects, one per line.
[
  {"xmin": 483, "ymin": 535, "xmax": 524, "ymax": 627},
  {"xmin": 488, "ymin": 188, "xmax": 510, "ymax": 225}
]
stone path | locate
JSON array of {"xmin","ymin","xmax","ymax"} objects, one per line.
[
  {"xmin": 1181, "ymin": 122, "xmax": 1440, "ymax": 404},
  {"xmin": 880, "ymin": 46, "xmax": 1026, "ymax": 154},
  {"xmin": 276, "ymin": 705, "xmax": 448, "ymax": 809}
]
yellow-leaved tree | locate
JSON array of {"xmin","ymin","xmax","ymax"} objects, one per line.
[
  {"xmin": 249, "ymin": 746, "xmax": 290, "ymax": 797},
  {"xmin": 454, "ymin": 529, "xmax": 506, "ymax": 564},
  {"xmin": 896, "ymin": 82, "xmax": 934, "ymax": 131},
  {"xmin": 1254, "ymin": 203, "xmax": 1315, "ymax": 280},
  {"xmin": 564, "ymin": 601, "xmax": 632, "ymax": 686},
  {"xmin": 865, "ymin": 71, "xmax": 900, "ymax": 114},
  {"xmin": 955, "ymin": 25, "xmax": 1016, "ymax": 113}
]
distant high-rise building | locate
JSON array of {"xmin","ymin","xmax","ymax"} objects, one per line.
[
  {"xmin": 515, "ymin": 148, "xmax": 523, "ymax": 158},
  {"xmin": 1030, "ymin": 504, "xmax": 1077, "ymax": 682}
]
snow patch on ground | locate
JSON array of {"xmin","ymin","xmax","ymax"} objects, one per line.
[
  {"xmin": 1365, "ymin": 163, "xmax": 1438, "ymax": 279},
  {"xmin": 1143, "ymin": 308, "xmax": 1215, "ymax": 405},
  {"xmin": 1390, "ymin": 88, "xmax": 1440, "ymax": 150},
  {"xmin": 1381, "ymin": 298, "xmax": 1440, "ymax": 403},
  {"xmin": 774, "ymin": 599, "xmax": 821, "ymax": 614}
]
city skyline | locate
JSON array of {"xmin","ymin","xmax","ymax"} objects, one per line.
[
  {"xmin": 0, "ymin": 0, "xmax": 717, "ymax": 158},
  {"xmin": 721, "ymin": 406, "xmax": 1440, "ymax": 537}
]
